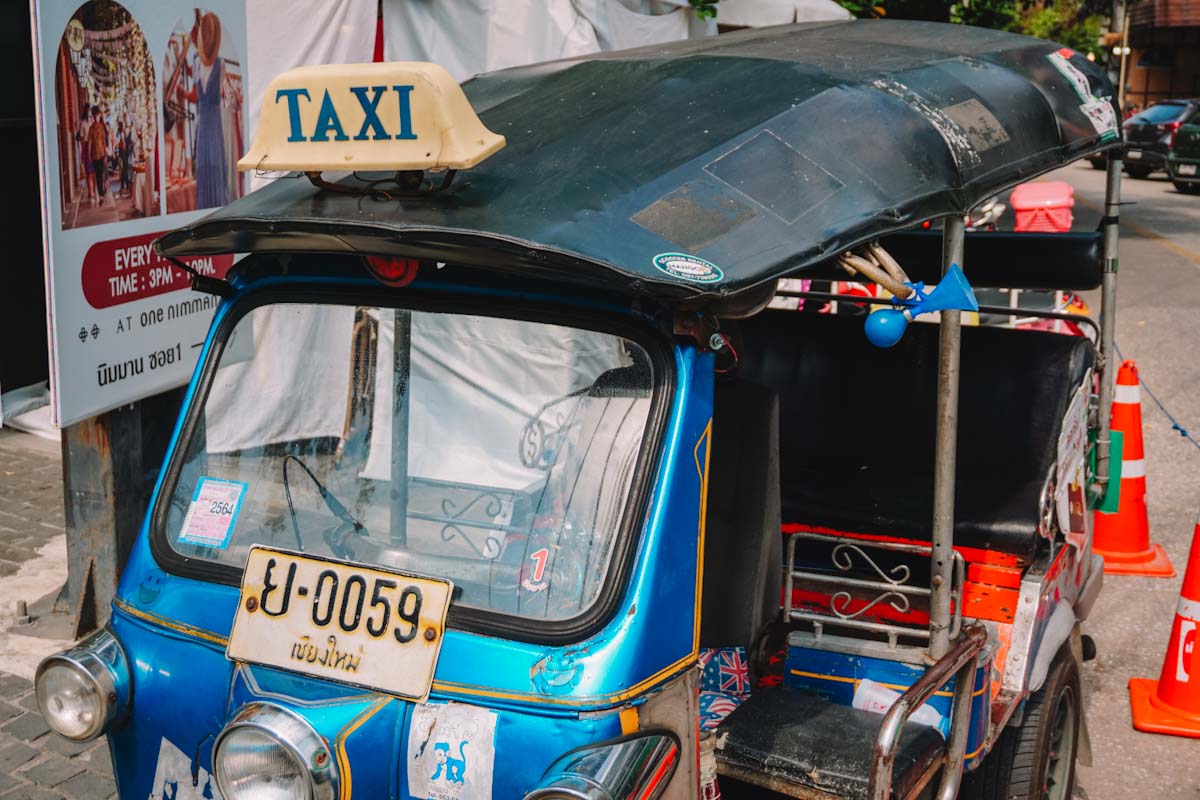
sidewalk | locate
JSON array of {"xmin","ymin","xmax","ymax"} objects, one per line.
[
  {"xmin": 0, "ymin": 430, "xmax": 116, "ymax": 800},
  {"xmin": 0, "ymin": 672, "xmax": 114, "ymax": 800}
]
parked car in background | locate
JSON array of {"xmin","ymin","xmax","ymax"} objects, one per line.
[
  {"xmin": 1122, "ymin": 99, "xmax": 1199, "ymax": 179},
  {"xmin": 1168, "ymin": 122, "xmax": 1200, "ymax": 194}
]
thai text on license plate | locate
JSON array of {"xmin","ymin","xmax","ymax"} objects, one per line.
[
  {"xmin": 228, "ymin": 547, "xmax": 452, "ymax": 701},
  {"xmin": 1179, "ymin": 163, "xmax": 1198, "ymax": 176}
]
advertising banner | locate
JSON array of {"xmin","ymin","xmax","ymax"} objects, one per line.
[{"xmin": 31, "ymin": 0, "xmax": 248, "ymax": 426}]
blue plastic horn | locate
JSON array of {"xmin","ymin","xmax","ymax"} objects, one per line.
[{"xmin": 864, "ymin": 263, "xmax": 979, "ymax": 348}]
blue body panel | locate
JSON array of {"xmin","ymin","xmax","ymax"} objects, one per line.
[{"xmin": 106, "ymin": 275, "xmax": 716, "ymax": 798}]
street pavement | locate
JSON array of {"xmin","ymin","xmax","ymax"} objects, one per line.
[
  {"xmin": 0, "ymin": 162, "xmax": 1196, "ymax": 799},
  {"xmin": 0, "ymin": 432, "xmax": 111, "ymax": 800},
  {"xmin": 1057, "ymin": 162, "xmax": 1200, "ymax": 799}
]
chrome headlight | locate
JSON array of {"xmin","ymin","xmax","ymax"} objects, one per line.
[
  {"xmin": 214, "ymin": 702, "xmax": 337, "ymax": 800},
  {"xmin": 524, "ymin": 731, "xmax": 679, "ymax": 800},
  {"xmin": 35, "ymin": 628, "xmax": 130, "ymax": 741}
]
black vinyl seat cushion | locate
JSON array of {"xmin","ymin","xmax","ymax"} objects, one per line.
[
  {"xmin": 735, "ymin": 311, "xmax": 1094, "ymax": 562},
  {"xmin": 716, "ymin": 686, "xmax": 944, "ymax": 800}
]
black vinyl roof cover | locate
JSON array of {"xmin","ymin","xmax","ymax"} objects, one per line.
[{"xmin": 157, "ymin": 20, "xmax": 1119, "ymax": 301}]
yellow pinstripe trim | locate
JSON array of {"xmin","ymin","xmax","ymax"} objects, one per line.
[
  {"xmin": 964, "ymin": 739, "xmax": 988, "ymax": 761},
  {"xmin": 433, "ymin": 652, "xmax": 696, "ymax": 707},
  {"xmin": 693, "ymin": 419, "xmax": 713, "ymax": 653},
  {"xmin": 335, "ymin": 697, "xmax": 391, "ymax": 800},
  {"xmin": 112, "ymin": 597, "xmax": 693, "ymax": 709},
  {"xmin": 113, "ymin": 596, "xmax": 229, "ymax": 646},
  {"xmin": 788, "ymin": 669, "xmax": 986, "ymax": 700}
]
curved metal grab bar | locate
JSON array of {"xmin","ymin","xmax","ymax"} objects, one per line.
[{"xmin": 868, "ymin": 622, "xmax": 988, "ymax": 800}]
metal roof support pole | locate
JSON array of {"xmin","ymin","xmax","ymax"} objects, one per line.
[
  {"xmin": 390, "ymin": 310, "xmax": 412, "ymax": 546},
  {"xmin": 1092, "ymin": 155, "xmax": 1122, "ymax": 503},
  {"xmin": 929, "ymin": 216, "xmax": 965, "ymax": 661}
]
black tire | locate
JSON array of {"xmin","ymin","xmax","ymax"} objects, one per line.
[
  {"xmin": 1088, "ymin": 158, "xmax": 1106, "ymax": 170},
  {"xmin": 960, "ymin": 646, "xmax": 1080, "ymax": 800},
  {"xmin": 1125, "ymin": 165, "xmax": 1153, "ymax": 179},
  {"xmin": 1174, "ymin": 181, "xmax": 1200, "ymax": 195}
]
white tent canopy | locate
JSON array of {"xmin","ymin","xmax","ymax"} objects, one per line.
[{"xmin": 714, "ymin": 0, "xmax": 852, "ymax": 26}]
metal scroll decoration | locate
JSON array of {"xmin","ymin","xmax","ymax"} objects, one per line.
[
  {"xmin": 832, "ymin": 542, "xmax": 911, "ymax": 583},
  {"xmin": 438, "ymin": 492, "xmax": 506, "ymax": 559},
  {"xmin": 519, "ymin": 387, "xmax": 590, "ymax": 470},
  {"xmin": 828, "ymin": 543, "xmax": 912, "ymax": 620},
  {"xmin": 831, "ymin": 590, "xmax": 911, "ymax": 620}
]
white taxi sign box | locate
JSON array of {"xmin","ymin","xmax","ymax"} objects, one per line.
[{"xmin": 239, "ymin": 62, "xmax": 505, "ymax": 173}]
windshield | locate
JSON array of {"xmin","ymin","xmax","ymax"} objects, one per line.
[
  {"xmin": 162, "ymin": 302, "xmax": 656, "ymax": 622},
  {"xmin": 1131, "ymin": 103, "xmax": 1187, "ymax": 124}
]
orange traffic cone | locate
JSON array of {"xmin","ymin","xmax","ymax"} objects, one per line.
[
  {"xmin": 1093, "ymin": 360, "xmax": 1175, "ymax": 577},
  {"xmin": 1129, "ymin": 513, "xmax": 1200, "ymax": 736}
]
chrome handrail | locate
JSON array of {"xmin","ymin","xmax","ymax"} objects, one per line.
[{"xmin": 867, "ymin": 622, "xmax": 988, "ymax": 800}]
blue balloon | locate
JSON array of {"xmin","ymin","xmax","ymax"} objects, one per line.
[{"xmin": 865, "ymin": 309, "xmax": 908, "ymax": 348}]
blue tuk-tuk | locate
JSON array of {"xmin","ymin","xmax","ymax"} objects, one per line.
[{"xmin": 34, "ymin": 21, "xmax": 1126, "ymax": 800}]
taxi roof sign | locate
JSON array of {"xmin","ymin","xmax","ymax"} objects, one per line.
[{"xmin": 238, "ymin": 62, "xmax": 506, "ymax": 173}]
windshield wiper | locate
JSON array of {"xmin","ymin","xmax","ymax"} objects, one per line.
[{"xmin": 282, "ymin": 454, "xmax": 366, "ymax": 551}]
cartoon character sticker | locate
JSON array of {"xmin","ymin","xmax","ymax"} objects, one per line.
[
  {"xmin": 408, "ymin": 702, "xmax": 498, "ymax": 800},
  {"xmin": 148, "ymin": 737, "xmax": 220, "ymax": 800}
]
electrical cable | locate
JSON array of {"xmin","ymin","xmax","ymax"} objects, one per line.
[
  {"xmin": 282, "ymin": 454, "xmax": 367, "ymax": 552},
  {"xmin": 1114, "ymin": 342, "xmax": 1200, "ymax": 451}
]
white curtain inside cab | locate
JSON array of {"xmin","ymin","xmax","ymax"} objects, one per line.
[{"xmin": 361, "ymin": 311, "xmax": 630, "ymax": 490}]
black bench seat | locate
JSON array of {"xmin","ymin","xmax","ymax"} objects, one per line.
[
  {"xmin": 716, "ymin": 686, "xmax": 944, "ymax": 799},
  {"xmin": 735, "ymin": 311, "xmax": 1094, "ymax": 563}
]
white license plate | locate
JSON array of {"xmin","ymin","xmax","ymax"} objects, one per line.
[
  {"xmin": 1126, "ymin": 149, "xmax": 1142, "ymax": 159},
  {"xmin": 1179, "ymin": 163, "xmax": 1198, "ymax": 176},
  {"xmin": 229, "ymin": 547, "xmax": 452, "ymax": 701}
]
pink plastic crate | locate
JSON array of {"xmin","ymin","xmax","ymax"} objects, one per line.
[{"xmin": 1010, "ymin": 181, "xmax": 1075, "ymax": 232}]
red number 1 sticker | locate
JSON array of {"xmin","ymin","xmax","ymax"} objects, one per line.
[{"xmin": 522, "ymin": 548, "xmax": 550, "ymax": 592}]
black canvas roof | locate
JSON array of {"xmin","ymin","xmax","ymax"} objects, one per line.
[{"xmin": 157, "ymin": 20, "xmax": 1118, "ymax": 301}]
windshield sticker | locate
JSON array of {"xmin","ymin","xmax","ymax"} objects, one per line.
[
  {"xmin": 1046, "ymin": 49, "xmax": 1120, "ymax": 141},
  {"xmin": 1081, "ymin": 98, "xmax": 1120, "ymax": 140},
  {"xmin": 653, "ymin": 253, "xmax": 724, "ymax": 283},
  {"xmin": 408, "ymin": 702, "xmax": 498, "ymax": 800},
  {"xmin": 178, "ymin": 477, "xmax": 247, "ymax": 549},
  {"xmin": 1047, "ymin": 49, "xmax": 1092, "ymax": 102},
  {"xmin": 1055, "ymin": 381, "xmax": 1089, "ymax": 545},
  {"xmin": 148, "ymin": 737, "xmax": 218, "ymax": 800}
]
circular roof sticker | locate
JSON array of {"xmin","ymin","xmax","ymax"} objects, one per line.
[{"xmin": 652, "ymin": 253, "xmax": 724, "ymax": 284}]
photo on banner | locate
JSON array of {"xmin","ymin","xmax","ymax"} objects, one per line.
[
  {"xmin": 53, "ymin": 0, "xmax": 159, "ymax": 230},
  {"xmin": 163, "ymin": 9, "xmax": 246, "ymax": 214},
  {"xmin": 32, "ymin": 0, "xmax": 247, "ymax": 427}
]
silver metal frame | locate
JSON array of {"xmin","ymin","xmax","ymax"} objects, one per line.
[
  {"xmin": 867, "ymin": 623, "xmax": 988, "ymax": 800},
  {"xmin": 784, "ymin": 531, "xmax": 964, "ymax": 653},
  {"xmin": 213, "ymin": 702, "xmax": 339, "ymax": 800},
  {"xmin": 929, "ymin": 216, "xmax": 965, "ymax": 660},
  {"xmin": 1091, "ymin": 155, "xmax": 1122, "ymax": 502}
]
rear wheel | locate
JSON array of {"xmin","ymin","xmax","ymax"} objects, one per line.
[
  {"xmin": 1174, "ymin": 181, "xmax": 1200, "ymax": 195},
  {"xmin": 961, "ymin": 646, "xmax": 1080, "ymax": 800},
  {"xmin": 1088, "ymin": 158, "xmax": 1106, "ymax": 170},
  {"xmin": 1125, "ymin": 164, "xmax": 1153, "ymax": 179}
]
